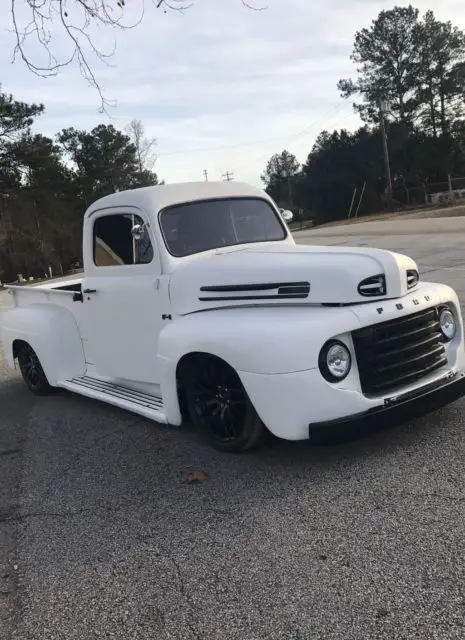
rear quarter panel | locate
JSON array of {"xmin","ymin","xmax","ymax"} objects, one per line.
[{"xmin": 2, "ymin": 290, "xmax": 86, "ymax": 384}]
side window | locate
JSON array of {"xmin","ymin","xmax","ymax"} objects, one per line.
[{"xmin": 93, "ymin": 213, "xmax": 154, "ymax": 267}]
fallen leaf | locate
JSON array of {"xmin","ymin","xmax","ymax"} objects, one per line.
[{"xmin": 187, "ymin": 470, "xmax": 208, "ymax": 483}]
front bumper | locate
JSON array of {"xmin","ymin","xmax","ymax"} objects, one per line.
[{"xmin": 308, "ymin": 371, "xmax": 465, "ymax": 443}]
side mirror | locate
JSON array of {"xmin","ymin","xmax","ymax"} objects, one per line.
[
  {"xmin": 281, "ymin": 209, "xmax": 293, "ymax": 223},
  {"xmin": 131, "ymin": 223, "xmax": 146, "ymax": 241}
]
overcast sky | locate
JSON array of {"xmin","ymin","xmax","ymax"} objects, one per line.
[{"xmin": 1, "ymin": 0, "xmax": 464, "ymax": 186}]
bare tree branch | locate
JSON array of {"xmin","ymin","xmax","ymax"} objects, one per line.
[
  {"xmin": 156, "ymin": 0, "xmax": 193, "ymax": 11},
  {"xmin": 240, "ymin": 0, "xmax": 267, "ymax": 11},
  {"xmin": 10, "ymin": 1, "xmax": 147, "ymax": 112},
  {"xmin": 9, "ymin": 1, "xmax": 266, "ymax": 111}
]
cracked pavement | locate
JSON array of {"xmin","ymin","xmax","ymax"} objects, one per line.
[{"xmin": 2, "ymin": 218, "xmax": 465, "ymax": 639}]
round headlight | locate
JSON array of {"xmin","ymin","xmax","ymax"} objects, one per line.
[
  {"xmin": 439, "ymin": 307, "xmax": 456, "ymax": 341},
  {"xmin": 319, "ymin": 340, "xmax": 352, "ymax": 382}
]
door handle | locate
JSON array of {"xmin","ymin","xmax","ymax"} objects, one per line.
[{"xmin": 83, "ymin": 288, "xmax": 97, "ymax": 294}]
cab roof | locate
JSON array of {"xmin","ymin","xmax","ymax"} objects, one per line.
[{"xmin": 84, "ymin": 181, "xmax": 271, "ymax": 219}]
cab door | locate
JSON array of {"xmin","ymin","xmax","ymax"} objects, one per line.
[{"xmin": 82, "ymin": 208, "xmax": 168, "ymax": 384}]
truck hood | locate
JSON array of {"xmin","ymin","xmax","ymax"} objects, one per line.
[{"xmin": 168, "ymin": 244, "xmax": 419, "ymax": 316}]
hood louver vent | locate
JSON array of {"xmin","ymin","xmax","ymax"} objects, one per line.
[
  {"xmin": 199, "ymin": 281, "xmax": 310, "ymax": 302},
  {"xmin": 357, "ymin": 274, "xmax": 386, "ymax": 297},
  {"xmin": 407, "ymin": 269, "xmax": 419, "ymax": 289}
]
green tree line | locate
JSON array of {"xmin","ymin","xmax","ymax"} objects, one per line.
[
  {"xmin": 0, "ymin": 93, "xmax": 159, "ymax": 283},
  {"xmin": 262, "ymin": 5, "xmax": 465, "ymax": 224}
]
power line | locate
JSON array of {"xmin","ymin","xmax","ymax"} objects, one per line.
[
  {"xmin": 202, "ymin": 168, "xmax": 208, "ymax": 181},
  {"xmin": 222, "ymin": 170, "xmax": 234, "ymax": 181},
  {"xmin": 232, "ymin": 105, "xmax": 349, "ymax": 174},
  {"xmin": 154, "ymin": 103, "xmax": 347, "ymax": 158}
]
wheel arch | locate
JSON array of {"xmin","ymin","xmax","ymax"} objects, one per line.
[
  {"xmin": 175, "ymin": 351, "xmax": 237, "ymax": 422},
  {"xmin": 158, "ymin": 337, "xmax": 253, "ymax": 427},
  {"xmin": 12, "ymin": 338, "xmax": 25, "ymax": 359},
  {"xmin": 174, "ymin": 349, "xmax": 266, "ymax": 452},
  {"xmin": 176, "ymin": 350, "xmax": 232, "ymax": 381}
]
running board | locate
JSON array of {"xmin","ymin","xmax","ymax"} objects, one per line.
[{"xmin": 57, "ymin": 375, "xmax": 167, "ymax": 423}]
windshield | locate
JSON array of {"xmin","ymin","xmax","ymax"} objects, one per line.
[{"xmin": 159, "ymin": 197, "xmax": 287, "ymax": 257}]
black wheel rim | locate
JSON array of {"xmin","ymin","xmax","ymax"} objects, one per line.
[
  {"xmin": 18, "ymin": 345, "xmax": 42, "ymax": 388},
  {"xmin": 191, "ymin": 359, "xmax": 248, "ymax": 442}
]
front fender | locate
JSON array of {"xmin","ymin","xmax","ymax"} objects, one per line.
[
  {"xmin": 2, "ymin": 304, "xmax": 86, "ymax": 385},
  {"xmin": 156, "ymin": 305, "xmax": 359, "ymax": 425},
  {"xmin": 158, "ymin": 306, "xmax": 360, "ymax": 374}
]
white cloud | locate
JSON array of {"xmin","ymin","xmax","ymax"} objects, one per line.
[{"xmin": 1, "ymin": 0, "xmax": 465, "ymax": 186}]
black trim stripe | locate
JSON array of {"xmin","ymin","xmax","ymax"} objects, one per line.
[
  {"xmin": 199, "ymin": 281, "xmax": 310, "ymax": 302},
  {"xmin": 199, "ymin": 293, "xmax": 309, "ymax": 301},
  {"xmin": 200, "ymin": 281, "xmax": 309, "ymax": 293}
]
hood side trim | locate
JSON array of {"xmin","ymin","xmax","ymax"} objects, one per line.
[
  {"xmin": 199, "ymin": 293, "xmax": 309, "ymax": 301},
  {"xmin": 199, "ymin": 281, "xmax": 310, "ymax": 302},
  {"xmin": 200, "ymin": 281, "xmax": 310, "ymax": 293}
]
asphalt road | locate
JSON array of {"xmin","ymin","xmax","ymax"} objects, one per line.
[{"xmin": 2, "ymin": 219, "xmax": 465, "ymax": 639}]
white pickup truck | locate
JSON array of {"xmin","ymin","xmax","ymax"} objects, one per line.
[{"xmin": 2, "ymin": 181, "xmax": 465, "ymax": 452}]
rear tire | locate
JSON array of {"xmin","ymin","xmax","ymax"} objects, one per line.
[
  {"xmin": 184, "ymin": 356, "xmax": 265, "ymax": 453},
  {"xmin": 16, "ymin": 343, "xmax": 54, "ymax": 396}
]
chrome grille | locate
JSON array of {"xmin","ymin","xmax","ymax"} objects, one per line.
[{"xmin": 352, "ymin": 307, "xmax": 447, "ymax": 395}]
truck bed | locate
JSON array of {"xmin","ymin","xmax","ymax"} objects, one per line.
[
  {"xmin": 7, "ymin": 276, "xmax": 83, "ymax": 301},
  {"xmin": 6, "ymin": 278, "xmax": 85, "ymax": 327},
  {"xmin": 46, "ymin": 281, "xmax": 82, "ymax": 293}
]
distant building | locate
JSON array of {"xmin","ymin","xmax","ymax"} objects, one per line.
[{"xmin": 427, "ymin": 189, "xmax": 465, "ymax": 205}]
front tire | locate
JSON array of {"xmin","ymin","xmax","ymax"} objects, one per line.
[
  {"xmin": 16, "ymin": 343, "xmax": 54, "ymax": 396},
  {"xmin": 185, "ymin": 356, "xmax": 265, "ymax": 453}
]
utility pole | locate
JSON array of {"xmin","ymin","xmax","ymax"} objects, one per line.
[
  {"xmin": 222, "ymin": 170, "xmax": 234, "ymax": 182},
  {"xmin": 347, "ymin": 187, "xmax": 357, "ymax": 219},
  {"xmin": 202, "ymin": 169, "xmax": 208, "ymax": 181},
  {"xmin": 379, "ymin": 98, "xmax": 393, "ymax": 210},
  {"xmin": 448, "ymin": 173, "xmax": 454, "ymax": 201},
  {"xmin": 283, "ymin": 170, "xmax": 294, "ymax": 208},
  {"xmin": 354, "ymin": 181, "xmax": 366, "ymax": 218}
]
